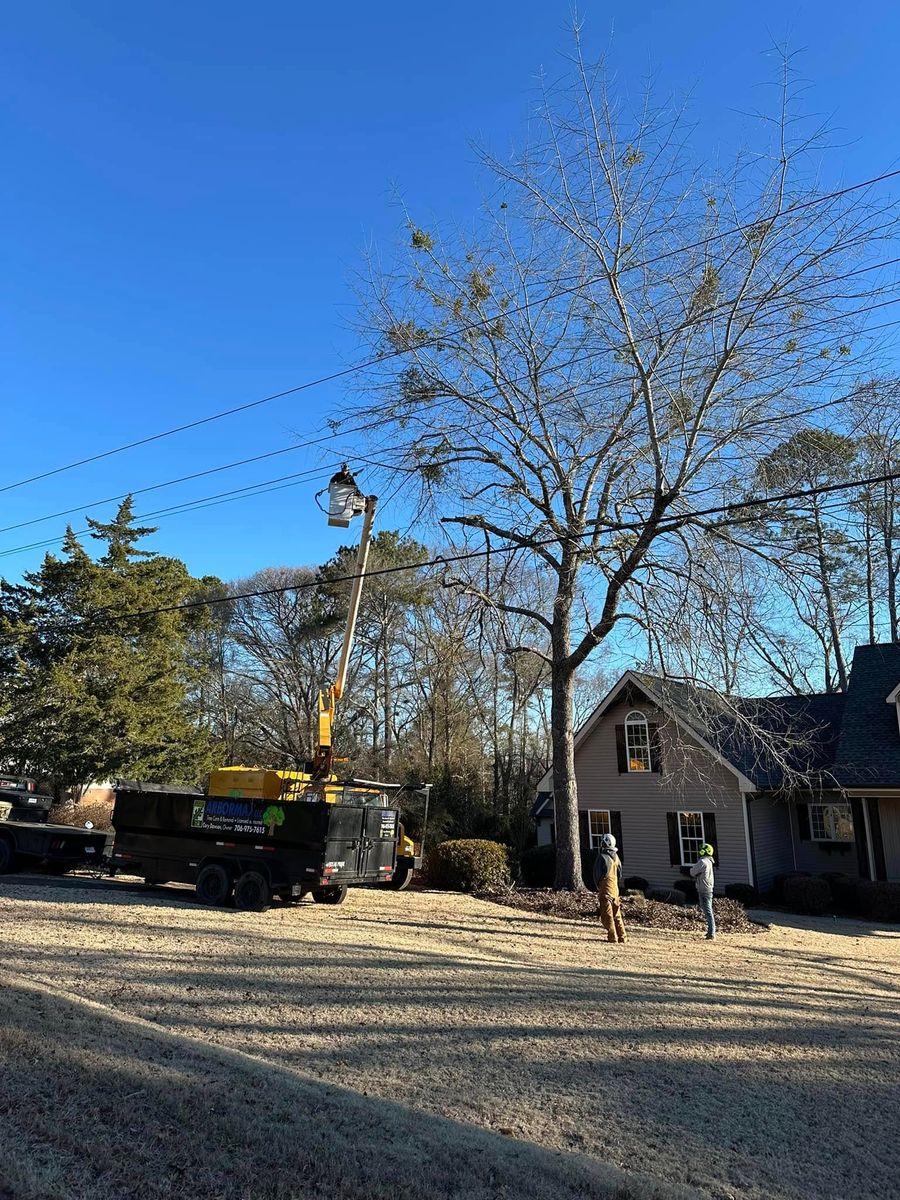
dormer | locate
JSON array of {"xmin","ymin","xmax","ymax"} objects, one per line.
[{"xmin": 887, "ymin": 681, "xmax": 900, "ymax": 736}]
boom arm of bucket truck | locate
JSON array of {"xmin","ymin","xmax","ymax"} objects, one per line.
[{"xmin": 311, "ymin": 491, "xmax": 378, "ymax": 778}]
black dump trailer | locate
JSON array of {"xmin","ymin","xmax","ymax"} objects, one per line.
[
  {"xmin": 110, "ymin": 782, "xmax": 401, "ymax": 910},
  {"xmin": 0, "ymin": 807, "xmax": 111, "ymax": 875}
]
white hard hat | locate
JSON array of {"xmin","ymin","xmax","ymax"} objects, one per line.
[{"xmin": 600, "ymin": 833, "xmax": 617, "ymax": 851}]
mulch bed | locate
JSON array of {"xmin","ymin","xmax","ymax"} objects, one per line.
[{"xmin": 478, "ymin": 887, "xmax": 760, "ymax": 934}]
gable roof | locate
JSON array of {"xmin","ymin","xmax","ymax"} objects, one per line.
[
  {"xmin": 831, "ymin": 643, "xmax": 900, "ymax": 788},
  {"xmin": 533, "ymin": 645, "xmax": 900, "ymax": 813}
]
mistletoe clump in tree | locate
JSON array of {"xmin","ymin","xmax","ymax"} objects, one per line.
[{"xmin": 0, "ymin": 497, "xmax": 219, "ymax": 792}]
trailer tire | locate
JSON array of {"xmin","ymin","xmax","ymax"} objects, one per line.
[
  {"xmin": 389, "ymin": 863, "xmax": 413, "ymax": 890},
  {"xmin": 313, "ymin": 884, "xmax": 348, "ymax": 905},
  {"xmin": 196, "ymin": 863, "xmax": 233, "ymax": 906},
  {"xmin": 234, "ymin": 870, "xmax": 271, "ymax": 912},
  {"xmin": 0, "ymin": 837, "xmax": 15, "ymax": 875}
]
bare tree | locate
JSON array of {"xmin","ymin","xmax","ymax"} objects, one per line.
[{"xmin": 354, "ymin": 40, "xmax": 900, "ymax": 888}]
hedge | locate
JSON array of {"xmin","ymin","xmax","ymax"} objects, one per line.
[
  {"xmin": 782, "ymin": 874, "xmax": 831, "ymax": 915},
  {"xmin": 622, "ymin": 876, "xmax": 649, "ymax": 895},
  {"xmin": 518, "ymin": 844, "xmax": 556, "ymax": 888},
  {"xmin": 724, "ymin": 882, "xmax": 759, "ymax": 906},
  {"xmin": 424, "ymin": 839, "xmax": 511, "ymax": 892},
  {"xmin": 854, "ymin": 880, "xmax": 900, "ymax": 923}
]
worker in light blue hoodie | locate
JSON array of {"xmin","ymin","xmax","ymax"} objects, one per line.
[{"xmin": 690, "ymin": 843, "xmax": 716, "ymax": 940}]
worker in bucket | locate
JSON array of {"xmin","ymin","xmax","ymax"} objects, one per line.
[
  {"xmin": 690, "ymin": 843, "xmax": 716, "ymax": 940},
  {"xmin": 593, "ymin": 832, "xmax": 627, "ymax": 944}
]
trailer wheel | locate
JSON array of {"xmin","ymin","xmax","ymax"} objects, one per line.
[
  {"xmin": 196, "ymin": 863, "xmax": 233, "ymax": 906},
  {"xmin": 389, "ymin": 863, "xmax": 413, "ymax": 891},
  {"xmin": 312, "ymin": 884, "xmax": 348, "ymax": 905},
  {"xmin": 234, "ymin": 870, "xmax": 271, "ymax": 912},
  {"xmin": 0, "ymin": 838, "xmax": 16, "ymax": 875}
]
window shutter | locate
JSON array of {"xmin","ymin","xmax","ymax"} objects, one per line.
[
  {"xmin": 578, "ymin": 810, "xmax": 590, "ymax": 849},
  {"xmin": 649, "ymin": 724, "xmax": 662, "ymax": 773},
  {"xmin": 615, "ymin": 725, "xmax": 628, "ymax": 773},
  {"xmin": 666, "ymin": 812, "xmax": 680, "ymax": 865},
  {"xmin": 796, "ymin": 803, "xmax": 811, "ymax": 841},
  {"xmin": 610, "ymin": 811, "xmax": 624, "ymax": 863},
  {"xmin": 867, "ymin": 798, "xmax": 887, "ymax": 882},
  {"xmin": 703, "ymin": 812, "xmax": 719, "ymax": 866}
]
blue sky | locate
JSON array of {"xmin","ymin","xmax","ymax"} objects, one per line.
[{"xmin": 2, "ymin": 1, "xmax": 899, "ymax": 583}]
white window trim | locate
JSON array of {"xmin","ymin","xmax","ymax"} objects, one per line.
[
  {"xmin": 809, "ymin": 802, "xmax": 853, "ymax": 843},
  {"xmin": 586, "ymin": 808, "xmax": 612, "ymax": 848},
  {"xmin": 624, "ymin": 710, "xmax": 652, "ymax": 773},
  {"xmin": 678, "ymin": 811, "xmax": 706, "ymax": 866}
]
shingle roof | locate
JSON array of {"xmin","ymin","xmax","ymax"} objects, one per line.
[
  {"xmin": 533, "ymin": 645, "xmax": 900, "ymax": 811},
  {"xmin": 831, "ymin": 643, "xmax": 900, "ymax": 788}
]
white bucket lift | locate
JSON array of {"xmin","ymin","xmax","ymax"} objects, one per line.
[{"xmin": 327, "ymin": 465, "xmax": 367, "ymax": 528}]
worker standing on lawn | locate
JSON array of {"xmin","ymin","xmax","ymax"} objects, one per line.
[
  {"xmin": 690, "ymin": 843, "xmax": 716, "ymax": 940},
  {"xmin": 593, "ymin": 832, "xmax": 627, "ymax": 944}
]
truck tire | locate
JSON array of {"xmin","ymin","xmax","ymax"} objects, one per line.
[
  {"xmin": 0, "ymin": 837, "xmax": 15, "ymax": 875},
  {"xmin": 389, "ymin": 862, "xmax": 413, "ymax": 890},
  {"xmin": 313, "ymin": 884, "xmax": 348, "ymax": 905},
  {"xmin": 234, "ymin": 870, "xmax": 271, "ymax": 912},
  {"xmin": 196, "ymin": 863, "xmax": 233, "ymax": 906}
]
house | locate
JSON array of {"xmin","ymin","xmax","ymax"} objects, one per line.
[{"xmin": 533, "ymin": 642, "xmax": 900, "ymax": 892}]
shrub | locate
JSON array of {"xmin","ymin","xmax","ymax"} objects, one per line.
[
  {"xmin": 773, "ymin": 871, "xmax": 810, "ymax": 902},
  {"xmin": 622, "ymin": 875, "xmax": 649, "ymax": 894},
  {"xmin": 647, "ymin": 886, "xmax": 685, "ymax": 906},
  {"xmin": 518, "ymin": 844, "xmax": 556, "ymax": 888},
  {"xmin": 424, "ymin": 839, "xmax": 511, "ymax": 892},
  {"xmin": 820, "ymin": 872, "xmax": 856, "ymax": 912},
  {"xmin": 854, "ymin": 880, "xmax": 900, "ymax": 923},
  {"xmin": 724, "ymin": 883, "xmax": 759, "ymax": 906},
  {"xmin": 673, "ymin": 878, "xmax": 698, "ymax": 903},
  {"xmin": 48, "ymin": 800, "xmax": 114, "ymax": 831},
  {"xmin": 782, "ymin": 874, "xmax": 831, "ymax": 915}
]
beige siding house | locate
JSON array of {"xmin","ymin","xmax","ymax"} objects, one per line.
[{"xmin": 535, "ymin": 644, "xmax": 900, "ymax": 894}]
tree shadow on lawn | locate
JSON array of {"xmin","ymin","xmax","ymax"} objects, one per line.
[
  {"xmin": 0, "ymin": 973, "xmax": 693, "ymax": 1200},
  {"xmin": 3, "ymin": 906, "xmax": 899, "ymax": 1200}
]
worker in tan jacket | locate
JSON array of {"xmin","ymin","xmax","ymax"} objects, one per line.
[{"xmin": 593, "ymin": 832, "xmax": 627, "ymax": 944}]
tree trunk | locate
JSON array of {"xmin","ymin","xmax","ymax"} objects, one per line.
[{"xmin": 550, "ymin": 660, "xmax": 581, "ymax": 889}]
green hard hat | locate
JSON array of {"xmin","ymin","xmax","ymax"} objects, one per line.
[{"xmin": 698, "ymin": 843, "xmax": 714, "ymax": 857}]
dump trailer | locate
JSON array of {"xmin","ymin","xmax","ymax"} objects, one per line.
[
  {"xmin": 0, "ymin": 805, "xmax": 111, "ymax": 875},
  {"xmin": 110, "ymin": 780, "xmax": 403, "ymax": 910}
]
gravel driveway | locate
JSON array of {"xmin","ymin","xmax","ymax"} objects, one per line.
[{"xmin": 1, "ymin": 875, "xmax": 897, "ymax": 1200}]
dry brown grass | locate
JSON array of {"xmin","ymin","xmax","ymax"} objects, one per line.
[
  {"xmin": 47, "ymin": 799, "xmax": 115, "ymax": 831},
  {"xmin": 0, "ymin": 877, "xmax": 898, "ymax": 1200}
]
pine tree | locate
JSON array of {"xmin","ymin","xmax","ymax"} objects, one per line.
[{"xmin": 0, "ymin": 498, "xmax": 219, "ymax": 790}]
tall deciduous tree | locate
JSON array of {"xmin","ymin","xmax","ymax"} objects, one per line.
[
  {"xmin": 355, "ymin": 44, "xmax": 898, "ymax": 887},
  {"xmin": 0, "ymin": 499, "xmax": 217, "ymax": 790}
]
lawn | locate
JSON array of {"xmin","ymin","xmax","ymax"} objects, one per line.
[{"xmin": 0, "ymin": 876, "xmax": 897, "ymax": 1200}]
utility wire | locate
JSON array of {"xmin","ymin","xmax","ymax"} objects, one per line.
[
  {"xmin": 4, "ymin": 165, "xmax": 899, "ymax": 498},
  {"xmin": 76, "ymin": 461, "xmax": 900, "ymax": 626}
]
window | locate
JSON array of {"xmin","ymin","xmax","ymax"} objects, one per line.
[
  {"xmin": 810, "ymin": 803, "xmax": 853, "ymax": 842},
  {"xmin": 587, "ymin": 809, "xmax": 611, "ymax": 848},
  {"xmin": 678, "ymin": 811, "xmax": 705, "ymax": 865},
  {"xmin": 624, "ymin": 710, "xmax": 652, "ymax": 772}
]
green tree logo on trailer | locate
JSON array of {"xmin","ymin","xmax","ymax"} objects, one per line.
[{"xmin": 262, "ymin": 805, "xmax": 285, "ymax": 836}]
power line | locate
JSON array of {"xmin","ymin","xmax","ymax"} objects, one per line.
[
  {"xmin": 83, "ymin": 461, "xmax": 900, "ymax": 625},
  {"xmin": 5, "ymin": 165, "xmax": 900, "ymax": 499}
]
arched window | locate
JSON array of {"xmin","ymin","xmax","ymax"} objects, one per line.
[{"xmin": 624, "ymin": 710, "xmax": 651, "ymax": 772}]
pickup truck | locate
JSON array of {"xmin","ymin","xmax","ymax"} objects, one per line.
[
  {"xmin": 0, "ymin": 806, "xmax": 111, "ymax": 875},
  {"xmin": 0, "ymin": 774, "xmax": 53, "ymax": 822}
]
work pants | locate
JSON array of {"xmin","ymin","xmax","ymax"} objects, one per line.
[
  {"xmin": 598, "ymin": 885, "xmax": 626, "ymax": 943},
  {"xmin": 698, "ymin": 892, "xmax": 716, "ymax": 938}
]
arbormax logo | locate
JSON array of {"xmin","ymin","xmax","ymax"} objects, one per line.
[{"xmin": 262, "ymin": 805, "xmax": 285, "ymax": 836}]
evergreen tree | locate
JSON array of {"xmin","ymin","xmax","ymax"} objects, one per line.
[{"xmin": 0, "ymin": 498, "xmax": 218, "ymax": 790}]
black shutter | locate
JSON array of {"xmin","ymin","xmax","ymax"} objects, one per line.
[
  {"xmin": 615, "ymin": 725, "xmax": 628, "ymax": 773},
  {"xmin": 578, "ymin": 810, "xmax": 590, "ymax": 849},
  {"xmin": 667, "ymin": 812, "xmax": 681, "ymax": 865},
  {"xmin": 649, "ymin": 724, "xmax": 662, "ymax": 773},
  {"xmin": 850, "ymin": 798, "xmax": 870, "ymax": 879},
  {"xmin": 867, "ymin": 798, "xmax": 887, "ymax": 882},
  {"xmin": 610, "ymin": 811, "xmax": 624, "ymax": 863},
  {"xmin": 703, "ymin": 812, "xmax": 719, "ymax": 866},
  {"xmin": 796, "ymin": 803, "xmax": 811, "ymax": 841}
]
